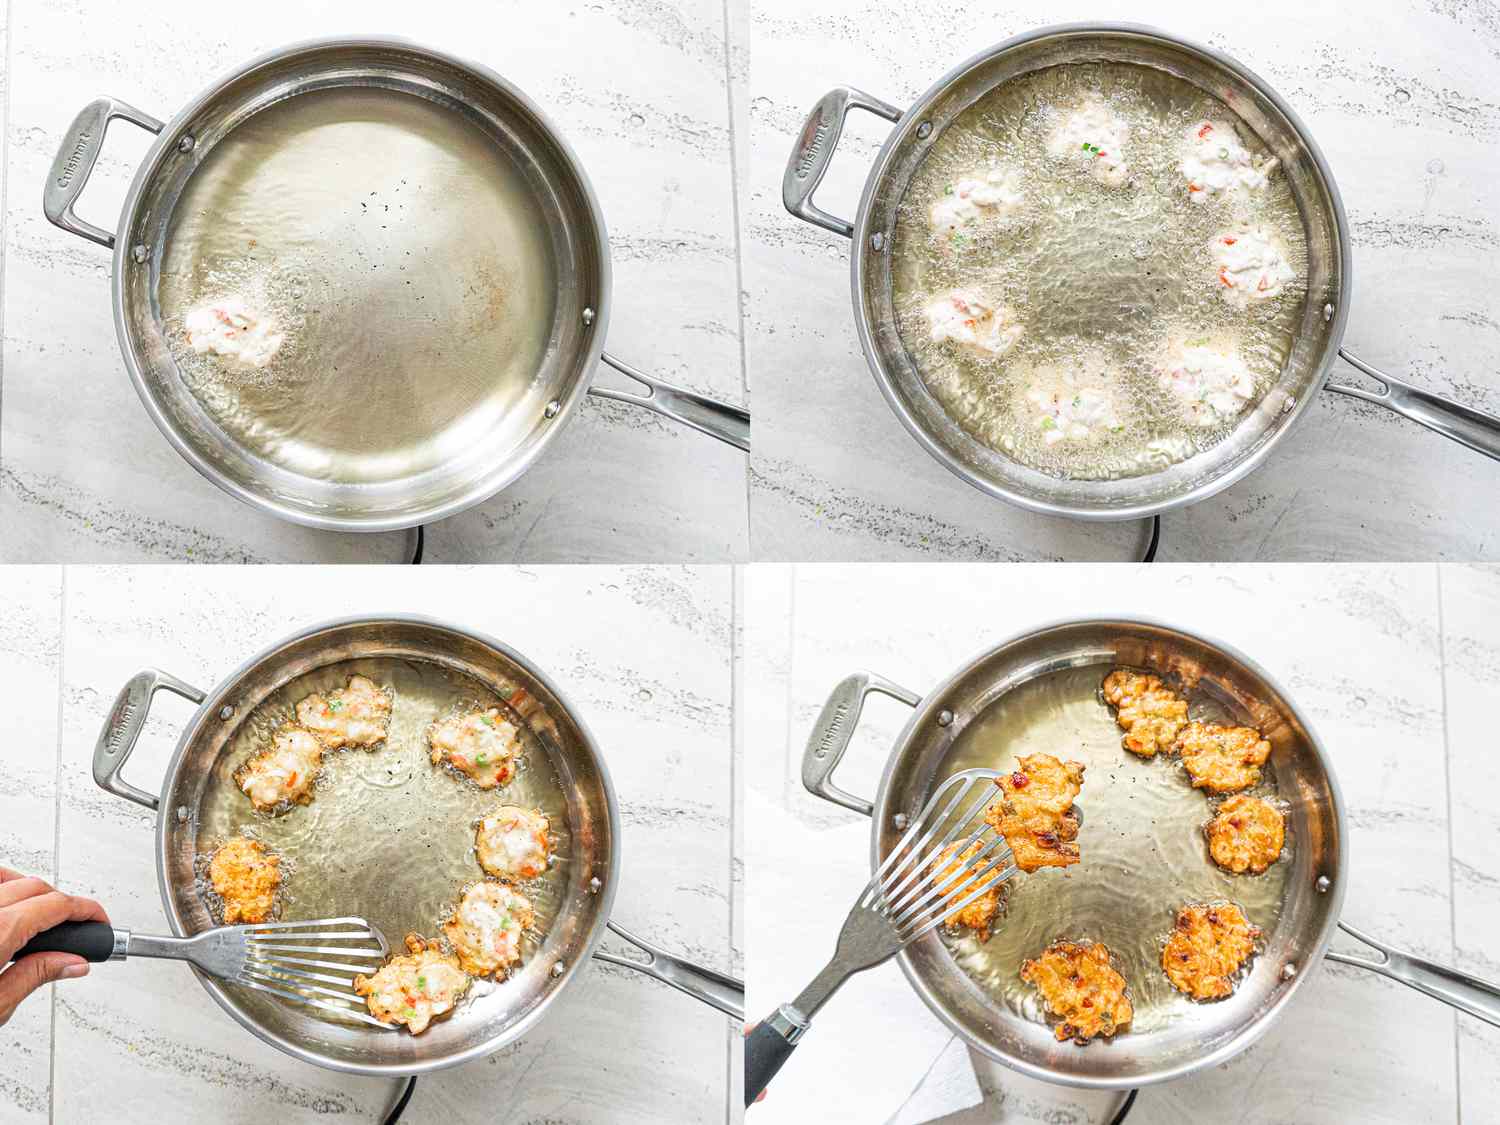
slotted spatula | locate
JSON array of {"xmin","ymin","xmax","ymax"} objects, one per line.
[
  {"xmin": 745, "ymin": 768, "xmax": 1016, "ymax": 1106},
  {"xmin": 12, "ymin": 917, "xmax": 393, "ymax": 1027}
]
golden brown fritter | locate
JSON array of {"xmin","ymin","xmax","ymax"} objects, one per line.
[
  {"xmin": 1176, "ymin": 722, "xmax": 1271, "ymax": 793},
  {"xmin": 1162, "ymin": 902, "xmax": 1260, "ymax": 1000},
  {"xmin": 984, "ymin": 753, "xmax": 1085, "ymax": 873},
  {"xmin": 234, "ymin": 728, "xmax": 322, "ymax": 813},
  {"xmin": 1101, "ymin": 669, "xmax": 1189, "ymax": 757},
  {"xmin": 443, "ymin": 883, "xmax": 535, "ymax": 978},
  {"xmin": 207, "ymin": 836, "xmax": 280, "ymax": 924},
  {"xmin": 1020, "ymin": 940, "xmax": 1133, "ymax": 1043},
  {"xmin": 1206, "ymin": 794, "xmax": 1285, "ymax": 874},
  {"xmin": 354, "ymin": 934, "xmax": 470, "ymax": 1035},
  {"xmin": 428, "ymin": 708, "xmax": 523, "ymax": 789},
  {"xmin": 295, "ymin": 674, "xmax": 392, "ymax": 751},
  {"xmin": 476, "ymin": 806, "xmax": 551, "ymax": 881},
  {"xmin": 932, "ymin": 841, "xmax": 1006, "ymax": 939}
]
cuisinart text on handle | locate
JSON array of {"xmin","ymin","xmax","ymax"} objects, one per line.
[
  {"xmin": 814, "ymin": 700, "xmax": 850, "ymax": 758},
  {"xmin": 795, "ymin": 114, "xmax": 831, "ymax": 180},
  {"xmin": 56, "ymin": 128, "xmax": 92, "ymax": 189}
]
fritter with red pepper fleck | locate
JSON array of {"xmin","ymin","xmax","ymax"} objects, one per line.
[
  {"xmin": 354, "ymin": 933, "xmax": 470, "ymax": 1035},
  {"xmin": 1101, "ymin": 669, "xmax": 1189, "ymax": 757},
  {"xmin": 206, "ymin": 836, "xmax": 280, "ymax": 924},
  {"xmin": 1020, "ymin": 940, "xmax": 1133, "ymax": 1043},
  {"xmin": 428, "ymin": 708, "xmax": 523, "ymax": 789},
  {"xmin": 234, "ymin": 728, "xmax": 322, "ymax": 813},
  {"xmin": 1162, "ymin": 902, "xmax": 1260, "ymax": 1000},
  {"xmin": 983, "ymin": 753, "xmax": 1085, "ymax": 873},
  {"xmin": 1176, "ymin": 722, "xmax": 1271, "ymax": 793},
  {"xmin": 932, "ymin": 840, "xmax": 1007, "ymax": 939},
  {"xmin": 1205, "ymin": 794, "xmax": 1285, "ymax": 874},
  {"xmin": 295, "ymin": 674, "xmax": 392, "ymax": 751}
]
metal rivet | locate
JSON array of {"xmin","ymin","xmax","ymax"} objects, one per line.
[
  {"xmin": 870, "ymin": 231, "xmax": 885, "ymax": 252},
  {"xmin": 937, "ymin": 709, "xmax": 953, "ymax": 727},
  {"xmin": 1323, "ymin": 303, "xmax": 1334, "ymax": 322},
  {"xmin": 544, "ymin": 400, "xmax": 561, "ymax": 419},
  {"xmin": 589, "ymin": 876, "xmax": 602, "ymax": 894},
  {"xmin": 582, "ymin": 307, "xmax": 595, "ymax": 325},
  {"xmin": 175, "ymin": 805, "xmax": 188, "ymax": 823},
  {"xmin": 916, "ymin": 121, "xmax": 932, "ymax": 139},
  {"xmin": 1315, "ymin": 875, "xmax": 1331, "ymax": 893},
  {"xmin": 1281, "ymin": 963, "xmax": 1297, "ymax": 979},
  {"xmin": 219, "ymin": 704, "xmax": 234, "ymax": 720},
  {"xmin": 1282, "ymin": 396, "xmax": 1295, "ymax": 413},
  {"xmin": 893, "ymin": 812, "xmax": 909, "ymax": 830},
  {"xmin": 178, "ymin": 135, "xmax": 195, "ymax": 153},
  {"xmin": 551, "ymin": 961, "xmax": 566, "ymax": 977},
  {"xmin": 131, "ymin": 244, "xmax": 148, "ymax": 264}
]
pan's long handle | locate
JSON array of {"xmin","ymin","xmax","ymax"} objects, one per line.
[
  {"xmin": 782, "ymin": 86, "xmax": 902, "ymax": 238},
  {"xmin": 94, "ymin": 669, "xmax": 206, "ymax": 811},
  {"xmin": 594, "ymin": 920, "xmax": 744, "ymax": 1019},
  {"xmin": 1326, "ymin": 348, "xmax": 1500, "ymax": 462},
  {"xmin": 589, "ymin": 352, "xmax": 749, "ymax": 452},
  {"xmin": 1328, "ymin": 920, "xmax": 1500, "ymax": 1027},
  {"xmin": 801, "ymin": 672, "xmax": 922, "ymax": 816},
  {"xmin": 44, "ymin": 97, "xmax": 163, "ymax": 249}
]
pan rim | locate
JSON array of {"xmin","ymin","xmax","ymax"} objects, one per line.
[
  {"xmin": 149, "ymin": 611, "xmax": 624, "ymax": 1076},
  {"xmin": 847, "ymin": 21, "xmax": 1355, "ymax": 522},
  {"xmin": 108, "ymin": 35, "xmax": 613, "ymax": 533},
  {"xmin": 868, "ymin": 612, "xmax": 1350, "ymax": 1089}
]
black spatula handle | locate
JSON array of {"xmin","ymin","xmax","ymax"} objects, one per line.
[{"xmin": 10, "ymin": 921, "xmax": 117, "ymax": 963}]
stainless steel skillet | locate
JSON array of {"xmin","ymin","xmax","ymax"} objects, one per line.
[
  {"xmin": 90, "ymin": 615, "xmax": 741, "ymax": 1076},
  {"xmin": 784, "ymin": 23, "xmax": 1500, "ymax": 521},
  {"xmin": 792, "ymin": 617, "xmax": 1500, "ymax": 1089},
  {"xmin": 46, "ymin": 38, "xmax": 749, "ymax": 533}
]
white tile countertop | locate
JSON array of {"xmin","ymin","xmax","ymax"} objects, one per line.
[
  {"xmin": 744, "ymin": 562, "xmax": 1500, "ymax": 1125},
  {"xmin": 0, "ymin": 565, "xmax": 739, "ymax": 1124},
  {"xmin": 0, "ymin": 0, "xmax": 749, "ymax": 563},
  {"xmin": 744, "ymin": 0, "xmax": 1500, "ymax": 561}
]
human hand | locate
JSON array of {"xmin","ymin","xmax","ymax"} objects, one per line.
[{"xmin": 0, "ymin": 868, "xmax": 108, "ymax": 1027}]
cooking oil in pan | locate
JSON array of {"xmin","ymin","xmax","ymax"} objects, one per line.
[
  {"xmin": 193, "ymin": 657, "xmax": 571, "ymax": 1022},
  {"xmin": 157, "ymin": 85, "xmax": 558, "ymax": 484},
  {"xmin": 890, "ymin": 62, "xmax": 1307, "ymax": 480},
  {"xmin": 934, "ymin": 665, "xmax": 1290, "ymax": 1036}
]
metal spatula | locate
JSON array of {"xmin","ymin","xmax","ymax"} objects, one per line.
[
  {"xmin": 745, "ymin": 768, "xmax": 1017, "ymax": 1106},
  {"xmin": 12, "ymin": 917, "xmax": 392, "ymax": 1027}
]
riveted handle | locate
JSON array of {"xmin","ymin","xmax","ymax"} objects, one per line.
[
  {"xmin": 594, "ymin": 920, "xmax": 744, "ymax": 1019},
  {"xmin": 590, "ymin": 352, "xmax": 750, "ymax": 452},
  {"xmin": 1328, "ymin": 919, "xmax": 1500, "ymax": 1027},
  {"xmin": 44, "ymin": 97, "xmax": 163, "ymax": 249},
  {"xmin": 94, "ymin": 669, "xmax": 206, "ymax": 811},
  {"xmin": 782, "ymin": 86, "xmax": 901, "ymax": 238},
  {"xmin": 801, "ymin": 672, "xmax": 921, "ymax": 816},
  {"xmin": 1326, "ymin": 348, "xmax": 1500, "ymax": 462}
]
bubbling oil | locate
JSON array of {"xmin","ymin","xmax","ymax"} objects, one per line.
[
  {"xmin": 890, "ymin": 62, "xmax": 1307, "ymax": 480},
  {"xmin": 193, "ymin": 657, "xmax": 572, "ymax": 1022},
  {"xmin": 933, "ymin": 665, "xmax": 1290, "ymax": 1037}
]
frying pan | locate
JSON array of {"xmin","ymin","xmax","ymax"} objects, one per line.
[
  {"xmin": 91, "ymin": 615, "xmax": 741, "ymax": 1076},
  {"xmin": 45, "ymin": 37, "xmax": 749, "ymax": 533},
  {"xmin": 783, "ymin": 23, "xmax": 1500, "ymax": 521},
  {"xmin": 794, "ymin": 617, "xmax": 1500, "ymax": 1089}
]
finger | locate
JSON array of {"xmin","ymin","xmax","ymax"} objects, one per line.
[
  {"xmin": 0, "ymin": 953, "xmax": 89, "ymax": 1015},
  {"xmin": 3, "ymin": 891, "xmax": 109, "ymax": 951},
  {"xmin": 0, "ymin": 868, "xmax": 28, "ymax": 883},
  {"xmin": 0, "ymin": 877, "xmax": 55, "ymax": 909}
]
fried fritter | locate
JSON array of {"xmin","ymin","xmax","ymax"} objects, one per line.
[
  {"xmin": 443, "ymin": 883, "xmax": 535, "ymax": 979},
  {"xmin": 932, "ymin": 841, "xmax": 1006, "ymax": 939},
  {"xmin": 1020, "ymin": 940, "xmax": 1133, "ymax": 1043},
  {"xmin": 476, "ymin": 806, "xmax": 551, "ymax": 881},
  {"xmin": 1176, "ymin": 722, "xmax": 1270, "ymax": 793},
  {"xmin": 354, "ymin": 934, "xmax": 470, "ymax": 1035},
  {"xmin": 1162, "ymin": 902, "xmax": 1260, "ymax": 1000},
  {"xmin": 235, "ymin": 728, "xmax": 322, "ymax": 813},
  {"xmin": 984, "ymin": 753, "xmax": 1085, "ymax": 873},
  {"xmin": 1101, "ymin": 669, "xmax": 1189, "ymax": 757},
  {"xmin": 207, "ymin": 836, "xmax": 280, "ymax": 924},
  {"xmin": 1206, "ymin": 794, "xmax": 1285, "ymax": 874},
  {"xmin": 428, "ymin": 708, "xmax": 523, "ymax": 789},
  {"xmin": 295, "ymin": 674, "xmax": 392, "ymax": 751}
]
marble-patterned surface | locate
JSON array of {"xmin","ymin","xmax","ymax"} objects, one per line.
[
  {"xmin": 0, "ymin": 565, "xmax": 736, "ymax": 1123},
  {"xmin": 745, "ymin": 0, "xmax": 1500, "ymax": 561},
  {"xmin": 0, "ymin": 0, "xmax": 748, "ymax": 563},
  {"xmin": 745, "ymin": 563, "xmax": 1500, "ymax": 1124}
]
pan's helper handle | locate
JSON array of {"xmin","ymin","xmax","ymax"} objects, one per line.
[
  {"xmin": 94, "ymin": 669, "xmax": 206, "ymax": 811},
  {"xmin": 802, "ymin": 672, "xmax": 921, "ymax": 816},
  {"xmin": 44, "ymin": 98, "xmax": 164, "ymax": 249},
  {"xmin": 589, "ymin": 353, "xmax": 749, "ymax": 452},
  {"xmin": 594, "ymin": 920, "xmax": 744, "ymax": 1019},
  {"xmin": 1327, "ymin": 920, "xmax": 1500, "ymax": 1027},
  {"xmin": 1327, "ymin": 349, "xmax": 1500, "ymax": 462},
  {"xmin": 782, "ymin": 86, "xmax": 901, "ymax": 238}
]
